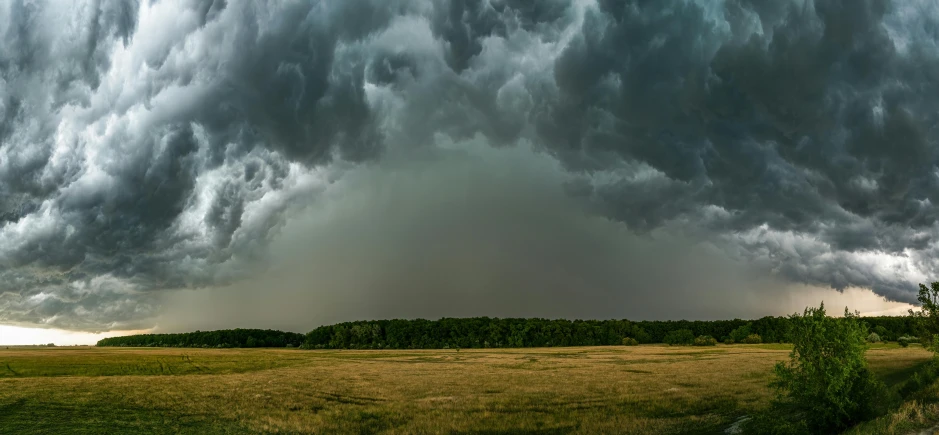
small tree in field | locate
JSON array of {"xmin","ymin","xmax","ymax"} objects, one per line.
[
  {"xmin": 622, "ymin": 337, "xmax": 639, "ymax": 346},
  {"xmin": 771, "ymin": 303, "xmax": 884, "ymax": 432}
]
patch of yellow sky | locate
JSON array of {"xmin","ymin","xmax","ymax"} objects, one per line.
[
  {"xmin": 0, "ymin": 325, "xmax": 152, "ymax": 346},
  {"xmin": 0, "ymin": 286, "xmax": 919, "ymax": 345}
]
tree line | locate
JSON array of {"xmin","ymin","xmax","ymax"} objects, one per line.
[
  {"xmin": 300, "ymin": 315, "xmax": 919, "ymax": 350},
  {"xmin": 96, "ymin": 328, "xmax": 304, "ymax": 348},
  {"xmin": 94, "ymin": 316, "xmax": 919, "ymax": 349}
]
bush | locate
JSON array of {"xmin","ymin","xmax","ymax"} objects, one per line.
[
  {"xmin": 770, "ymin": 303, "xmax": 886, "ymax": 433},
  {"xmin": 873, "ymin": 325, "xmax": 893, "ymax": 342},
  {"xmin": 866, "ymin": 332, "xmax": 881, "ymax": 343},
  {"xmin": 693, "ymin": 335, "xmax": 717, "ymax": 346},
  {"xmin": 622, "ymin": 337, "xmax": 639, "ymax": 346},
  {"xmin": 899, "ymin": 358, "xmax": 939, "ymax": 397},
  {"xmin": 663, "ymin": 329, "xmax": 695, "ymax": 346},
  {"xmin": 723, "ymin": 337, "xmax": 734, "ymax": 345},
  {"xmin": 741, "ymin": 334, "xmax": 762, "ymax": 344},
  {"xmin": 729, "ymin": 324, "xmax": 753, "ymax": 343},
  {"xmin": 898, "ymin": 335, "xmax": 917, "ymax": 347}
]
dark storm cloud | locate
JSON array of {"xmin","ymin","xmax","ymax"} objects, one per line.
[{"xmin": 0, "ymin": 0, "xmax": 937, "ymax": 330}]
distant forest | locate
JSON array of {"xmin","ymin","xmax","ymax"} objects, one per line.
[
  {"xmin": 301, "ymin": 316, "xmax": 918, "ymax": 349},
  {"xmin": 95, "ymin": 329, "xmax": 304, "ymax": 348},
  {"xmin": 96, "ymin": 316, "xmax": 918, "ymax": 349}
]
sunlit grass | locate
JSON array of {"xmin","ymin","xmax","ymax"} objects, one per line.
[{"xmin": 0, "ymin": 344, "xmax": 933, "ymax": 434}]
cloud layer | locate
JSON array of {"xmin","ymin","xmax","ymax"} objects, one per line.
[{"xmin": 0, "ymin": 0, "xmax": 937, "ymax": 330}]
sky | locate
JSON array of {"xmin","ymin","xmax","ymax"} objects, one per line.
[{"xmin": 1, "ymin": 0, "xmax": 938, "ymax": 342}]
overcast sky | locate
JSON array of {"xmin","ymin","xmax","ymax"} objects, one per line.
[{"xmin": 1, "ymin": 0, "xmax": 938, "ymax": 333}]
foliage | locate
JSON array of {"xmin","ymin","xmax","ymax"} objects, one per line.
[
  {"xmin": 693, "ymin": 335, "xmax": 717, "ymax": 346},
  {"xmin": 873, "ymin": 325, "xmax": 893, "ymax": 342},
  {"xmin": 770, "ymin": 303, "xmax": 886, "ymax": 433},
  {"xmin": 728, "ymin": 324, "xmax": 752, "ymax": 343},
  {"xmin": 297, "ymin": 316, "xmax": 917, "ymax": 350},
  {"xmin": 622, "ymin": 337, "xmax": 639, "ymax": 346},
  {"xmin": 866, "ymin": 332, "xmax": 881, "ymax": 343},
  {"xmin": 94, "ymin": 316, "xmax": 921, "ymax": 351},
  {"xmin": 898, "ymin": 336, "xmax": 917, "ymax": 348},
  {"xmin": 663, "ymin": 329, "xmax": 695, "ymax": 346},
  {"xmin": 741, "ymin": 334, "xmax": 762, "ymax": 344},
  {"xmin": 898, "ymin": 357, "xmax": 939, "ymax": 398},
  {"xmin": 910, "ymin": 282, "xmax": 939, "ymax": 351},
  {"xmin": 96, "ymin": 329, "xmax": 304, "ymax": 348}
]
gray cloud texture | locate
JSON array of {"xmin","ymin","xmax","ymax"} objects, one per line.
[{"xmin": 0, "ymin": 0, "xmax": 937, "ymax": 331}]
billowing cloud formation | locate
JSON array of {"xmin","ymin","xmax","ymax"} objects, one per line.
[{"xmin": 0, "ymin": 0, "xmax": 937, "ymax": 331}]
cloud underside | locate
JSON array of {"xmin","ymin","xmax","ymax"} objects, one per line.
[{"xmin": 0, "ymin": 0, "xmax": 937, "ymax": 330}]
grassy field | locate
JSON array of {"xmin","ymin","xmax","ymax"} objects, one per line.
[{"xmin": 0, "ymin": 344, "xmax": 934, "ymax": 434}]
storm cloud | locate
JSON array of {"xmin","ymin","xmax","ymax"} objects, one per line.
[{"xmin": 0, "ymin": 0, "xmax": 937, "ymax": 331}]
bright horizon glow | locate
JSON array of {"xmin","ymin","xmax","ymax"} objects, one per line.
[
  {"xmin": 0, "ymin": 325, "xmax": 152, "ymax": 346},
  {"xmin": 774, "ymin": 286, "xmax": 917, "ymax": 318}
]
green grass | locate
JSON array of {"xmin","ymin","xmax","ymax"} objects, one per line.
[{"xmin": 0, "ymin": 345, "xmax": 935, "ymax": 434}]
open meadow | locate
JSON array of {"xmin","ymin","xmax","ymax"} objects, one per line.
[{"xmin": 0, "ymin": 344, "xmax": 935, "ymax": 434}]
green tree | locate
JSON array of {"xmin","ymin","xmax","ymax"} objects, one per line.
[
  {"xmin": 911, "ymin": 282, "xmax": 939, "ymax": 350},
  {"xmin": 663, "ymin": 329, "xmax": 695, "ymax": 346},
  {"xmin": 728, "ymin": 323, "xmax": 752, "ymax": 343},
  {"xmin": 771, "ymin": 303, "xmax": 885, "ymax": 432}
]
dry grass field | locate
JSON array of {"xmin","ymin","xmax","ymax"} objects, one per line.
[{"xmin": 0, "ymin": 344, "xmax": 934, "ymax": 434}]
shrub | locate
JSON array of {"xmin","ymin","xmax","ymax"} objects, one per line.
[
  {"xmin": 723, "ymin": 337, "xmax": 734, "ymax": 345},
  {"xmin": 873, "ymin": 325, "xmax": 893, "ymax": 342},
  {"xmin": 622, "ymin": 337, "xmax": 639, "ymax": 346},
  {"xmin": 693, "ymin": 335, "xmax": 717, "ymax": 346},
  {"xmin": 866, "ymin": 332, "xmax": 881, "ymax": 343},
  {"xmin": 898, "ymin": 336, "xmax": 917, "ymax": 347},
  {"xmin": 741, "ymin": 334, "xmax": 762, "ymax": 344},
  {"xmin": 663, "ymin": 329, "xmax": 695, "ymax": 346},
  {"xmin": 770, "ymin": 303, "xmax": 886, "ymax": 433},
  {"xmin": 729, "ymin": 324, "xmax": 753, "ymax": 343},
  {"xmin": 899, "ymin": 358, "xmax": 939, "ymax": 397}
]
